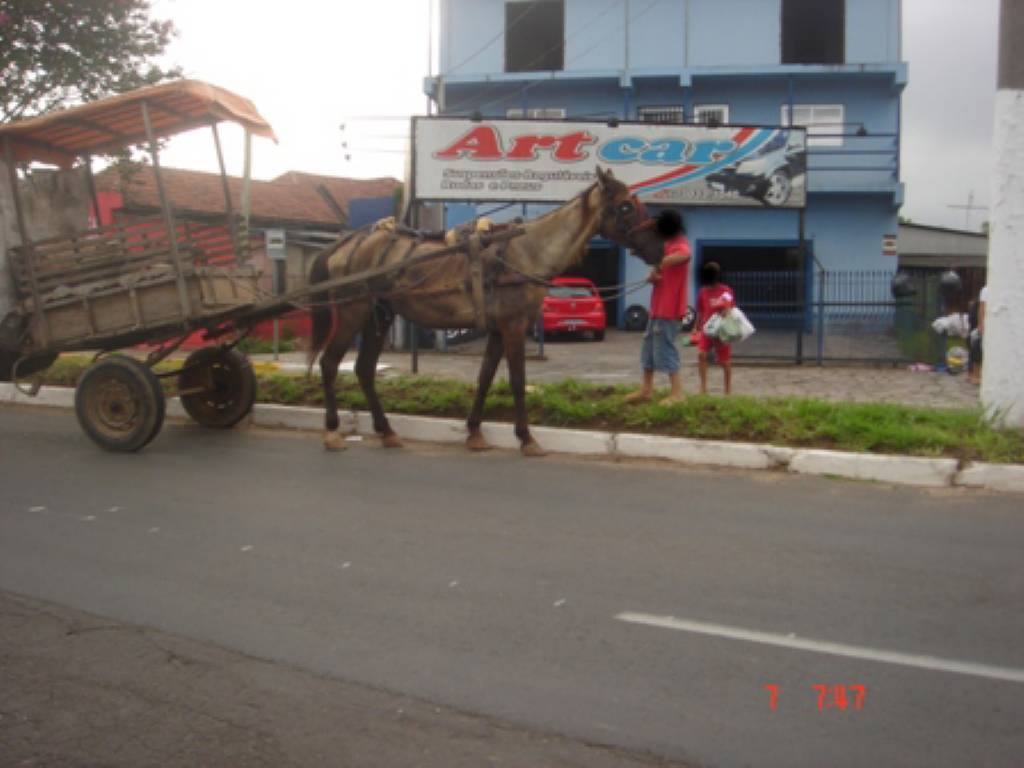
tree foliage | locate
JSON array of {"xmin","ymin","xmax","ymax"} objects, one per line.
[{"xmin": 0, "ymin": 0, "xmax": 181, "ymax": 123}]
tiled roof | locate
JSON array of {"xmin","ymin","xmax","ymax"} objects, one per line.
[{"xmin": 96, "ymin": 165, "xmax": 401, "ymax": 228}]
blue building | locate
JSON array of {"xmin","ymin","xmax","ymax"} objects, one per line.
[{"xmin": 424, "ymin": 0, "xmax": 906, "ymax": 329}]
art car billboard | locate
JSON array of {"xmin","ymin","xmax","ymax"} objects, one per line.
[{"xmin": 412, "ymin": 117, "xmax": 807, "ymax": 209}]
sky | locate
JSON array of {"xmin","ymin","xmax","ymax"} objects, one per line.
[{"xmin": 151, "ymin": 0, "xmax": 1001, "ymax": 232}]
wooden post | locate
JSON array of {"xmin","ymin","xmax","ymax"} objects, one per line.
[
  {"xmin": 83, "ymin": 155, "xmax": 101, "ymax": 229},
  {"xmin": 3, "ymin": 136, "xmax": 49, "ymax": 346},
  {"xmin": 211, "ymin": 122, "xmax": 242, "ymax": 261},
  {"xmin": 241, "ymin": 129, "xmax": 252, "ymax": 229},
  {"xmin": 141, "ymin": 100, "xmax": 192, "ymax": 319}
]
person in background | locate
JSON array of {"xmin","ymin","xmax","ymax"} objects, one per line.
[
  {"xmin": 624, "ymin": 209, "xmax": 692, "ymax": 405},
  {"xmin": 695, "ymin": 261, "xmax": 735, "ymax": 395},
  {"xmin": 968, "ymin": 284, "xmax": 987, "ymax": 385}
]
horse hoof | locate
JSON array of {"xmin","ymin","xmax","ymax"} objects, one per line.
[
  {"xmin": 381, "ymin": 432, "xmax": 404, "ymax": 449},
  {"xmin": 521, "ymin": 440, "xmax": 547, "ymax": 458},
  {"xmin": 323, "ymin": 431, "xmax": 347, "ymax": 452},
  {"xmin": 466, "ymin": 433, "xmax": 491, "ymax": 452}
]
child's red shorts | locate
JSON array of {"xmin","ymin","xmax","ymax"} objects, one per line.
[{"xmin": 696, "ymin": 332, "xmax": 732, "ymax": 363}]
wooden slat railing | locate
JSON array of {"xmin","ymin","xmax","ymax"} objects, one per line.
[{"xmin": 7, "ymin": 214, "xmax": 251, "ymax": 301}]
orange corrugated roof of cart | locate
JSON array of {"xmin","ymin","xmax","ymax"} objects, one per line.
[{"xmin": 0, "ymin": 79, "xmax": 277, "ymax": 168}]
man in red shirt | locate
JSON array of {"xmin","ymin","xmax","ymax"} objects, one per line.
[
  {"xmin": 625, "ymin": 209, "xmax": 692, "ymax": 405},
  {"xmin": 695, "ymin": 261, "xmax": 736, "ymax": 394}
]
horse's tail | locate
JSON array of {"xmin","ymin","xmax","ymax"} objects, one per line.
[{"xmin": 306, "ymin": 248, "xmax": 336, "ymax": 374}]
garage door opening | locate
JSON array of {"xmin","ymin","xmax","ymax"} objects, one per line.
[
  {"xmin": 700, "ymin": 243, "xmax": 810, "ymax": 328},
  {"xmin": 561, "ymin": 244, "xmax": 620, "ymax": 325}
]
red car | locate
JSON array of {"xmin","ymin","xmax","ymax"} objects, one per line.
[{"xmin": 540, "ymin": 277, "xmax": 606, "ymax": 340}]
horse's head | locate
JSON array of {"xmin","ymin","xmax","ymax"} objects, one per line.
[{"xmin": 593, "ymin": 166, "xmax": 665, "ymax": 266}]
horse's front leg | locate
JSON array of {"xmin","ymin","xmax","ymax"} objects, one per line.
[
  {"xmin": 356, "ymin": 310, "xmax": 402, "ymax": 448},
  {"xmin": 466, "ymin": 330, "xmax": 504, "ymax": 451},
  {"xmin": 320, "ymin": 340, "xmax": 347, "ymax": 452},
  {"xmin": 503, "ymin": 323, "xmax": 545, "ymax": 457}
]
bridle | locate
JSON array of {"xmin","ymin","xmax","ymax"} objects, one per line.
[{"xmin": 599, "ymin": 190, "xmax": 655, "ymax": 249}]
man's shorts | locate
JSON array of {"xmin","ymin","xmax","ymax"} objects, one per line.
[
  {"xmin": 641, "ymin": 318, "xmax": 682, "ymax": 373},
  {"xmin": 697, "ymin": 332, "xmax": 732, "ymax": 364}
]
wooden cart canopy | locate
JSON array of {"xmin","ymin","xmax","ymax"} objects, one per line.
[{"xmin": 0, "ymin": 80, "xmax": 277, "ymax": 168}]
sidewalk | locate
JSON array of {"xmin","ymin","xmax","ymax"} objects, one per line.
[
  {"xmin": 252, "ymin": 329, "xmax": 980, "ymax": 410},
  {"xmin": 0, "ymin": 589, "xmax": 685, "ymax": 768}
]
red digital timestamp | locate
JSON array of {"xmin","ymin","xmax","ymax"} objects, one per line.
[{"xmin": 763, "ymin": 684, "xmax": 866, "ymax": 711}]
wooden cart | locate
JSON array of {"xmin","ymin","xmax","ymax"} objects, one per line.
[
  {"xmin": 0, "ymin": 80, "xmax": 529, "ymax": 453},
  {"xmin": 0, "ymin": 80, "xmax": 281, "ymax": 451}
]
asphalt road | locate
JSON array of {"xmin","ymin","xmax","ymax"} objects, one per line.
[{"xmin": 2, "ymin": 405, "xmax": 1023, "ymax": 768}]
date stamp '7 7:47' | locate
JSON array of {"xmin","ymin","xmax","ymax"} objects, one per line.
[{"xmin": 764, "ymin": 684, "xmax": 867, "ymax": 712}]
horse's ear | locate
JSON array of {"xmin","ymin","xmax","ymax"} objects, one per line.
[{"xmin": 595, "ymin": 165, "xmax": 613, "ymax": 190}]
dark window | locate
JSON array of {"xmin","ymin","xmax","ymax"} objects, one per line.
[
  {"xmin": 548, "ymin": 285, "xmax": 594, "ymax": 299},
  {"xmin": 506, "ymin": 1, "xmax": 564, "ymax": 72},
  {"xmin": 782, "ymin": 0, "xmax": 844, "ymax": 65},
  {"xmin": 638, "ymin": 106, "xmax": 684, "ymax": 124}
]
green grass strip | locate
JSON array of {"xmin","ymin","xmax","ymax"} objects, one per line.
[{"xmin": 33, "ymin": 355, "xmax": 1024, "ymax": 464}]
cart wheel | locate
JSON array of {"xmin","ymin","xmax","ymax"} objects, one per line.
[
  {"xmin": 178, "ymin": 347, "xmax": 256, "ymax": 428},
  {"xmin": 75, "ymin": 356, "xmax": 165, "ymax": 452}
]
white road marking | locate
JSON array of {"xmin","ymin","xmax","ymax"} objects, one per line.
[
  {"xmin": 553, "ymin": 598, "xmax": 567, "ymax": 607},
  {"xmin": 449, "ymin": 580, "xmax": 459, "ymax": 588},
  {"xmin": 240, "ymin": 545, "xmax": 254, "ymax": 552},
  {"xmin": 29, "ymin": 506, "xmax": 46, "ymax": 512},
  {"xmin": 108, "ymin": 506, "xmax": 122, "ymax": 513},
  {"xmin": 81, "ymin": 515, "xmax": 96, "ymax": 522},
  {"xmin": 148, "ymin": 527, "xmax": 160, "ymax": 534},
  {"xmin": 615, "ymin": 612, "xmax": 1024, "ymax": 684}
]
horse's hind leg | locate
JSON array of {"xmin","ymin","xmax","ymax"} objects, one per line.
[
  {"xmin": 356, "ymin": 306, "xmax": 401, "ymax": 448},
  {"xmin": 503, "ymin": 322, "xmax": 545, "ymax": 457},
  {"xmin": 466, "ymin": 330, "xmax": 504, "ymax": 451},
  {"xmin": 320, "ymin": 320, "xmax": 360, "ymax": 452}
]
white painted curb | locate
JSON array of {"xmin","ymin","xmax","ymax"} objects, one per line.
[
  {"xmin": 253, "ymin": 403, "xmax": 355, "ymax": 433},
  {"xmin": 0, "ymin": 383, "xmax": 74, "ymax": 408},
  {"xmin": 615, "ymin": 433, "xmax": 790, "ymax": 470},
  {"xmin": 3, "ymin": 383, "xmax": 1021, "ymax": 494},
  {"xmin": 788, "ymin": 449, "xmax": 958, "ymax": 488},
  {"xmin": 357, "ymin": 412, "xmax": 466, "ymax": 446},
  {"xmin": 955, "ymin": 463, "xmax": 1024, "ymax": 494}
]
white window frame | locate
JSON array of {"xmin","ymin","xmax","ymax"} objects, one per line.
[
  {"xmin": 505, "ymin": 107, "xmax": 566, "ymax": 119},
  {"xmin": 693, "ymin": 104, "xmax": 730, "ymax": 126},
  {"xmin": 781, "ymin": 104, "xmax": 845, "ymax": 147},
  {"xmin": 637, "ymin": 105, "xmax": 684, "ymax": 124}
]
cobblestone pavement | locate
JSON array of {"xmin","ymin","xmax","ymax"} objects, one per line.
[{"xmin": 256, "ymin": 329, "xmax": 980, "ymax": 410}]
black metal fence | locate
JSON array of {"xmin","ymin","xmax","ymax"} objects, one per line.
[
  {"xmin": 399, "ymin": 269, "xmax": 956, "ymax": 367},
  {"xmin": 722, "ymin": 268, "xmax": 953, "ymax": 365}
]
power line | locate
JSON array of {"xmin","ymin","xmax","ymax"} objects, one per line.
[
  {"xmin": 442, "ymin": 0, "xmax": 539, "ymax": 76},
  {"xmin": 471, "ymin": 0, "xmax": 660, "ymax": 115},
  {"xmin": 947, "ymin": 190, "xmax": 988, "ymax": 231}
]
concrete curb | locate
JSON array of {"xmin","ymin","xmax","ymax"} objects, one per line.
[
  {"xmin": 2, "ymin": 383, "xmax": 1021, "ymax": 494},
  {"xmin": 615, "ymin": 433, "xmax": 789, "ymax": 470},
  {"xmin": 787, "ymin": 448, "xmax": 958, "ymax": 488},
  {"xmin": 954, "ymin": 462, "xmax": 1024, "ymax": 494}
]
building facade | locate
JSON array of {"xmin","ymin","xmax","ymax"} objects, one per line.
[{"xmin": 425, "ymin": 0, "xmax": 906, "ymax": 328}]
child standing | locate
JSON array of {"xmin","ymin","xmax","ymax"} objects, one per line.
[
  {"xmin": 696, "ymin": 261, "xmax": 735, "ymax": 395},
  {"xmin": 624, "ymin": 210, "xmax": 692, "ymax": 404}
]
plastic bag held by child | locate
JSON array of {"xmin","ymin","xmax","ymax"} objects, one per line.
[
  {"xmin": 727, "ymin": 307, "xmax": 756, "ymax": 341},
  {"xmin": 702, "ymin": 314, "xmax": 723, "ymax": 338},
  {"xmin": 718, "ymin": 312, "xmax": 744, "ymax": 343}
]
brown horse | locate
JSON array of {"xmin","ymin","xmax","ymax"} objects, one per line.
[{"xmin": 307, "ymin": 166, "xmax": 665, "ymax": 456}]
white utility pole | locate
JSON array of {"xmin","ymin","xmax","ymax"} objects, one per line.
[{"xmin": 981, "ymin": 0, "xmax": 1024, "ymax": 426}]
